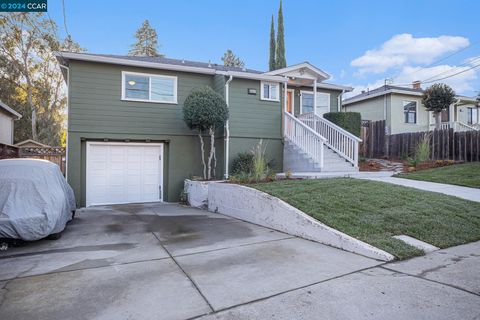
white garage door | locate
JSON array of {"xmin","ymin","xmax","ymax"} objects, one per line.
[{"xmin": 86, "ymin": 142, "xmax": 163, "ymax": 206}]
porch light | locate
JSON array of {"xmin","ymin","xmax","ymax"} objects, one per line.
[{"xmin": 128, "ymin": 80, "xmax": 136, "ymax": 86}]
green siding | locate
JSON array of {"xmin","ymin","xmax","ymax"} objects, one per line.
[
  {"xmin": 69, "ymin": 61, "xmax": 214, "ymax": 136},
  {"xmin": 67, "ymin": 61, "xmax": 284, "ymax": 206},
  {"xmin": 228, "ymin": 137, "xmax": 283, "ymax": 172},
  {"xmin": 228, "ymin": 78, "xmax": 282, "ymax": 139},
  {"xmin": 68, "ymin": 61, "xmax": 217, "ymax": 206},
  {"xmin": 227, "ymin": 78, "xmax": 284, "ymax": 172}
]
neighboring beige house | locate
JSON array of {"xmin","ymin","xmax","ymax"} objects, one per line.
[
  {"xmin": 14, "ymin": 139, "xmax": 51, "ymax": 148},
  {"xmin": 343, "ymin": 83, "xmax": 479, "ymax": 135},
  {"xmin": 0, "ymin": 101, "xmax": 22, "ymax": 145}
]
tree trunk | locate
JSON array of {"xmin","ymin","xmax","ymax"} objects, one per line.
[
  {"xmin": 198, "ymin": 133, "xmax": 206, "ymax": 179},
  {"xmin": 31, "ymin": 108, "xmax": 37, "ymax": 140},
  {"xmin": 207, "ymin": 128, "xmax": 215, "ymax": 180},
  {"xmin": 213, "ymin": 145, "xmax": 217, "ymax": 179},
  {"xmin": 435, "ymin": 111, "xmax": 441, "ymax": 130}
]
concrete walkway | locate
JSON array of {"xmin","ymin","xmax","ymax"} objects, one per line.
[
  {"xmin": 360, "ymin": 176, "xmax": 480, "ymax": 202},
  {"xmin": 1, "ymin": 203, "xmax": 479, "ymax": 319}
]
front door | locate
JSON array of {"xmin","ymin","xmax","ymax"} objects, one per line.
[{"xmin": 286, "ymin": 90, "xmax": 294, "ymax": 114}]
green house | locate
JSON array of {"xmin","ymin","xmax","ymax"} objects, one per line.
[{"xmin": 57, "ymin": 52, "xmax": 359, "ymax": 207}]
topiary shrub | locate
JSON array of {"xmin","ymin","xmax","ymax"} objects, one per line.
[
  {"xmin": 323, "ymin": 112, "xmax": 361, "ymax": 137},
  {"xmin": 231, "ymin": 152, "xmax": 254, "ymax": 175},
  {"xmin": 183, "ymin": 86, "xmax": 229, "ymax": 180}
]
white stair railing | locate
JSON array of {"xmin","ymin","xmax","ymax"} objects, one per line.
[
  {"xmin": 298, "ymin": 112, "xmax": 362, "ymax": 167},
  {"xmin": 429, "ymin": 121, "xmax": 479, "ymax": 132},
  {"xmin": 284, "ymin": 112, "xmax": 326, "ymax": 169}
]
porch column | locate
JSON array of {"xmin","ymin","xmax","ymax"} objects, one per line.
[
  {"xmin": 450, "ymin": 104, "xmax": 455, "ymax": 122},
  {"xmin": 313, "ymin": 79, "xmax": 317, "ymax": 131},
  {"xmin": 283, "ymin": 81, "xmax": 288, "ymax": 137}
]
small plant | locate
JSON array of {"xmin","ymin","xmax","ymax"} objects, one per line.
[
  {"xmin": 236, "ymin": 171, "xmax": 252, "ymax": 184},
  {"xmin": 285, "ymin": 169, "xmax": 293, "ymax": 179},
  {"xmin": 179, "ymin": 188, "xmax": 188, "ymax": 205},
  {"xmin": 265, "ymin": 167, "xmax": 277, "ymax": 182},
  {"xmin": 415, "ymin": 133, "xmax": 431, "ymax": 163},
  {"xmin": 252, "ymin": 140, "xmax": 267, "ymax": 182},
  {"xmin": 231, "ymin": 152, "xmax": 254, "ymax": 175}
]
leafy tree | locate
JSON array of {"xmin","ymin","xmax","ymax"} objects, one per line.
[
  {"xmin": 422, "ymin": 83, "xmax": 456, "ymax": 130},
  {"xmin": 129, "ymin": 20, "xmax": 163, "ymax": 57},
  {"xmin": 275, "ymin": 0, "xmax": 286, "ymax": 69},
  {"xmin": 0, "ymin": 13, "xmax": 82, "ymax": 145},
  {"xmin": 269, "ymin": 15, "xmax": 276, "ymax": 71},
  {"xmin": 183, "ymin": 87, "xmax": 229, "ymax": 180},
  {"xmin": 221, "ymin": 49, "xmax": 245, "ymax": 68}
]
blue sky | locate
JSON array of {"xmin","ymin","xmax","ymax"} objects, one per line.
[{"xmin": 48, "ymin": 0, "xmax": 480, "ymax": 97}]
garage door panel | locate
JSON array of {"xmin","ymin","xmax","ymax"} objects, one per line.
[{"xmin": 87, "ymin": 143, "xmax": 163, "ymax": 206}]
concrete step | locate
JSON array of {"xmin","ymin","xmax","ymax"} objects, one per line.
[{"xmin": 284, "ymin": 139, "xmax": 357, "ymax": 173}]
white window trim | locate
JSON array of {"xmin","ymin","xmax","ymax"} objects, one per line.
[
  {"xmin": 300, "ymin": 90, "xmax": 330, "ymax": 114},
  {"xmin": 260, "ymin": 81, "xmax": 280, "ymax": 101},
  {"xmin": 121, "ymin": 71, "xmax": 178, "ymax": 104},
  {"xmin": 402, "ymin": 100, "xmax": 418, "ymax": 124}
]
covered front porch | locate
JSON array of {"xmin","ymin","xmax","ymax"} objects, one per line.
[
  {"xmin": 429, "ymin": 96, "xmax": 480, "ymax": 131},
  {"xmin": 265, "ymin": 63, "xmax": 361, "ymax": 172}
]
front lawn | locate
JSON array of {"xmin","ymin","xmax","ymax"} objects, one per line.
[
  {"xmin": 251, "ymin": 178, "xmax": 480, "ymax": 260},
  {"xmin": 396, "ymin": 162, "xmax": 480, "ymax": 188}
]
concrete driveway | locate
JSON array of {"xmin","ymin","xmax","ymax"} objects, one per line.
[{"xmin": 0, "ymin": 203, "xmax": 479, "ymax": 320}]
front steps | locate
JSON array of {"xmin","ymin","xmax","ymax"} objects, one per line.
[{"xmin": 283, "ymin": 139, "xmax": 357, "ymax": 173}]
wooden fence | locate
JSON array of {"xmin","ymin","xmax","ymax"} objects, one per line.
[
  {"xmin": 361, "ymin": 120, "xmax": 480, "ymax": 161},
  {"xmin": 0, "ymin": 144, "xmax": 20, "ymax": 159},
  {"xmin": 20, "ymin": 147, "xmax": 66, "ymax": 174},
  {"xmin": 0, "ymin": 144, "xmax": 66, "ymax": 174}
]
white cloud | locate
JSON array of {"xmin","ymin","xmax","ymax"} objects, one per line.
[
  {"xmin": 344, "ymin": 62, "xmax": 478, "ymax": 99},
  {"xmin": 351, "ymin": 34, "xmax": 470, "ymax": 74}
]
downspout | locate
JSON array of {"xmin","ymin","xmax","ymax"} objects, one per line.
[
  {"xmin": 60, "ymin": 64, "xmax": 70, "ymax": 179},
  {"xmin": 338, "ymin": 89, "xmax": 346, "ymax": 112},
  {"xmin": 224, "ymin": 75, "xmax": 233, "ymax": 179}
]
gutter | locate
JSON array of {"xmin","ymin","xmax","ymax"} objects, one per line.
[
  {"xmin": 338, "ymin": 89, "xmax": 346, "ymax": 112},
  {"xmin": 224, "ymin": 75, "xmax": 233, "ymax": 179},
  {"xmin": 59, "ymin": 64, "xmax": 70, "ymax": 179}
]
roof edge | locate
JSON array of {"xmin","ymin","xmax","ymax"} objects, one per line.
[
  {"xmin": 343, "ymin": 88, "xmax": 423, "ymax": 105},
  {"xmin": 55, "ymin": 52, "xmax": 288, "ymax": 82},
  {"xmin": 0, "ymin": 101, "xmax": 21, "ymax": 119}
]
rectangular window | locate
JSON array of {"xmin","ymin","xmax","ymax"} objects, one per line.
[
  {"xmin": 301, "ymin": 91, "xmax": 330, "ymax": 116},
  {"xmin": 468, "ymin": 107, "xmax": 478, "ymax": 124},
  {"xmin": 261, "ymin": 82, "xmax": 279, "ymax": 101},
  {"xmin": 122, "ymin": 72, "xmax": 177, "ymax": 103},
  {"xmin": 403, "ymin": 100, "xmax": 417, "ymax": 124}
]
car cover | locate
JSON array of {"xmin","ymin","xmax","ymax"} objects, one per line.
[{"xmin": 0, "ymin": 159, "xmax": 76, "ymax": 241}]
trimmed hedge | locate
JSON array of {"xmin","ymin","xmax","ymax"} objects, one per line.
[{"xmin": 323, "ymin": 112, "xmax": 361, "ymax": 137}]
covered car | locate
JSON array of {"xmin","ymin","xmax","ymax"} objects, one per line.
[{"xmin": 0, "ymin": 159, "xmax": 76, "ymax": 241}]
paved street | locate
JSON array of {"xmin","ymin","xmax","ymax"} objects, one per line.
[{"xmin": 0, "ymin": 203, "xmax": 478, "ymax": 319}]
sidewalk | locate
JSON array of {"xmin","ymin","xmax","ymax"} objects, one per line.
[{"xmin": 359, "ymin": 176, "xmax": 480, "ymax": 202}]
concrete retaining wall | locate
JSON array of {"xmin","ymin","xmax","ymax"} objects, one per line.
[
  {"xmin": 207, "ymin": 183, "xmax": 395, "ymax": 261},
  {"xmin": 184, "ymin": 180, "xmax": 220, "ymax": 209}
]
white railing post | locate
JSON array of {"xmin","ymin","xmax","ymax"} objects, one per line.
[
  {"xmin": 353, "ymin": 142, "xmax": 359, "ymax": 168},
  {"xmin": 297, "ymin": 112, "xmax": 362, "ymax": 167},
  {"xmin": 319, "ymin": 140, "xmax": 324, "ymax": 169}
]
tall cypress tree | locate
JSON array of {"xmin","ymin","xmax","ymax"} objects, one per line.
[
  {"xmin": 269, "ymin": 15, "xmax": 276, "ymax": 71},
  {"xmin": 275, "ymin": 0, "xmax": 286, "ymax": 69}
]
